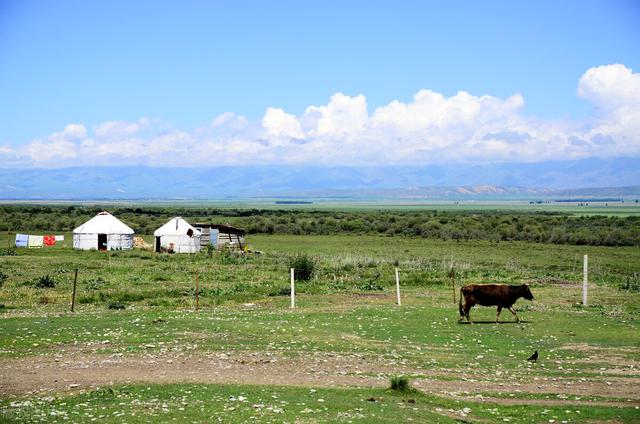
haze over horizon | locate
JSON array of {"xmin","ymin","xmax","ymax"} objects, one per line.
[{"xmin": 0, "ymin": 1, "xmax": 639, "ymax": 192}]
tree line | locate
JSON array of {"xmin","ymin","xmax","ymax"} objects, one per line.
[{"xmin": 0, "ymin": 205, "xmax": 638, "ymax": 246}]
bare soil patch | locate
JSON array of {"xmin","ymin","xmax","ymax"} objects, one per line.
[
  {"xmin": 1, "ymin": 350, "xmax": 639, "ymax": 408},
  {"xmin": 558, "ymin": 343, "xmax": 640, "ymax": 369}
]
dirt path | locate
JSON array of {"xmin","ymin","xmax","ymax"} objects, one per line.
[{"xmin": 1, "ymin": 351, "xmax": 639, "ymax": 408}]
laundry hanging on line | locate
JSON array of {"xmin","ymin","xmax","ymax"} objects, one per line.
[
  {"xmin": 15, "ymin": 233, "xmax": 29, "ymax": 248},
  {"xmin": 28, "ymin": 235, "xmax": 44, "ymax": 248},
  {"xmin": 44, "ymin": 235, "xmax": 56, "ymax": 246},
  {"xmin": 15, "ymin": 234, "xmax": 65, "ymax": 248}
]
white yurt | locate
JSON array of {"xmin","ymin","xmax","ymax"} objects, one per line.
[
  {"xmin": 73, "ymin": 211, "xmax": 135, "ymax": 250},
  {"xmin": 153, "ymin": 217, "xmax": 201, "ymax": 253}
]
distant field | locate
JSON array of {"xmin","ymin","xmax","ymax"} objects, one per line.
[{"xmin": 2, "ymin": 199, "xmax": 640, "ymax": 216}]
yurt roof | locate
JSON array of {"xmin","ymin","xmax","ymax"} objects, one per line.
[
  {"xmin": 73, "ymin": 211, "xmax": 135, "ymax": 235},
  {"xmin": 154, "ymin": 217, "xmax": 201, "ymax": 237}
]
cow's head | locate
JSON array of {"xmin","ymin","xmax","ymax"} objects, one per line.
[{"xmin": 521, "ymin": 284, "xmax": 534, "ymax": 301}]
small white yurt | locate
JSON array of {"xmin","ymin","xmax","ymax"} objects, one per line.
[
  {"xmin": 153, "ymin": 217, "xmax": 201, "ymax": 253},
  {"xmin": 73, "ymin": 211, "xmax": 135, "ymax": 251}
]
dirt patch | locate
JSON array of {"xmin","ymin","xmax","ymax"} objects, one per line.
[
  {"xmin": 0, "ymin": 351, "xmax": 388, "ymax": 396},
  {"xmin": 559, "ymin": 343, "xmax": 638, "ymax": 355},
  {"xmin": 436, "ymin": 391, "xmax": 637, "ymax": 408},
  {"xmin": 557, "ymin": 343, "xmax": 640, "ymax": 369},
  {"xmin": 1, "ymin": 351, "xmax": 639, "ymax": 408},
  {"xmin": 412, "ymin": 379, "xmax": 640, "ymax": 407}
]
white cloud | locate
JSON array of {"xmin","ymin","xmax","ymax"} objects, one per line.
[
  {"xmin": 3, "ymin": 63, "xmax": 639, "ymax": 168},
  {"xmin": 94, "ymin": 119, "xmax": 149, "ymax": 138},
  {"xmin": 577, "ymin": 64, "xmax": 640, "ymax": 156},
  {"xmin": 25, "ymin": 139, "xmax": 78, "ymax": 163},
  {"xmin": 49, "ymin": 123, "xmax": 87, "ymax": 141},
  {"xmin": 262, "ymin": 107, "xmax": 303, "ymax": 139},
  {"xmin": 302, "ymin": 92, "xmax": 368, "ymax": 136},
  {"xmin": 373, "ymin": 90, "xmax": 523, "ymax": 132},
  {"xmin": 578, "ymin": 63, "xmax": 640, "ymax": 110}
]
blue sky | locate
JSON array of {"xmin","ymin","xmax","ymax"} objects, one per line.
[{"xmin": 0, "ymin": 0, "xmax": 639, "ymax": 168}]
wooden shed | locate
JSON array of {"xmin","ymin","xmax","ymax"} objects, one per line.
[{"xmin": 192, "ymin": 223, "xmax": 246, "ymax": 250}]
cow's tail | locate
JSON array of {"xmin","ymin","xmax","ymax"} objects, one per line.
[{"xmin": 458, "ymin": 287, "xmax": 465, "ymax": 317}]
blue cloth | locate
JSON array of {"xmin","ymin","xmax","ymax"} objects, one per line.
[{"xmin": 15, "ymin": 233, "xmax": 29, "ymax": 247}]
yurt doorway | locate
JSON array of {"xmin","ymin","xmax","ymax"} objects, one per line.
[
  {"xmin": 98, "ymin": 234, "xmax": 108, "ymax": 251},
  {"xmin": 154, "ymin": 236, "xmax": 161, "ymax": 253}
]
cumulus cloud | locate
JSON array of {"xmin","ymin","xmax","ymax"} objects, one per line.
[
  {"xmin": 2, "ymin": 64, "xmax": 639, "ymax": 167},
  {"xmin": 52, "ymin": 124, "xmax": 87, "ymax": 140},
  {"xmin": 262, "ymin": 108, "xmax": 303, "ymax": 139},
  {"xmin": 576, "ymin": 64, "xmax": 640, "ymax": 157},
  {"xmin": 302, "ymin": 92, "xmax": 368, "ymax": 136},
  {"xmin": 578, "ymin": 63, "xmax": 640, "ymax": 110}
]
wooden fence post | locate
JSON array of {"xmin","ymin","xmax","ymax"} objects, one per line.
[
  {"xmin": 70, "ymin": 268, "xmax": 78, "ymax": 312},
  {"xmin": 290, "ymin": 268, "xmax": 295, "ymax": 309},
  {"xmin": 582, "ymin": 254, "xmax": 588, "ymax": 306},
  {"xmin": 195, "ymin": 271, "xmax": 200, "ymax": 311},
  {"xmin": 447, "ymin": 263, "xmax": 457, "ymax": 304},
  {"xmin": 395, "ymin": 267, "xmax": 401, "ymax": 306}
]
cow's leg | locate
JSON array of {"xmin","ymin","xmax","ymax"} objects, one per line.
[
  {"xmin": 496, "ymin": 306, "xmax": 502, "ymax": 323},
  {"xmin": 508, "ymin": 307, "xmax": 520, "ymax": 323},
  {"xmin": 458, "ymin": 299, "xmax": 466, "ymax": 322},
  {"xmin": 464, "ymin": 302, "xmax": 473, "ymax": 324},
  {"xmin": 458, "ymin": 302, "xmax": 469, "ymax": 323},
  {"xmin": 459, "ymin": 298, "xmax": 472, "ymax": 323}
]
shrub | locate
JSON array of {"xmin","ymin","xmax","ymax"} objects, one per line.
[
  {"xmin": 330, "ymin": 278, "xmax": 347, "ymax": 291},
  {"xmin": 0, "ymin": 248, "xmax": 16, "ymax": 256},
  {"xmin": 84, "ymin": 276, "xmax": 108, "ymax": 290},
  {"xmin": 288, "ymin": 253, "xmax": 316, "ymax": 282},
  {"xmin": 217, "ymin": 249, "xmax": 245, "ymax": 265},
  {"xmin": 107, "ymin": 301, "xmax": 126, "ymax": 310},
  {"xmin": 78, "ymin": 293, "xmax": 100, "ymax": 304},
  {"xmin": 268, "ymin": 286, "xmax": 291, "ymax": 297},
  {"xmin": 150, "ymin": 274, "xmax": 170, "ymax": 282},
  {"xmin": 619, "ymin": 273, "xmax": 640, "ymax": 292},
  {"xmin": 357, "ymin": 274, "xmax": 383, "ymax": 291},
  {"xmin": 389, "ymin": 375, "xmax": 415, "ymax": 393},
  {"xmin": 25, "ymin": 275, "xmax": 57, "ymax": 288}
]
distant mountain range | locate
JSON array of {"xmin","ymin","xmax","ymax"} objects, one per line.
[
  {"xmin": 0, "ymin": 157, "xmax": 638, "ymax": 200},
  {"xmin": 291, "ymin": 185, "xmax": 640, "ymax": 200}
]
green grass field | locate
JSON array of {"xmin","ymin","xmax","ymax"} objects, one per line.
[{"xmin": 1, "ymin": 232, "xmax": 639, "ymax": 423}]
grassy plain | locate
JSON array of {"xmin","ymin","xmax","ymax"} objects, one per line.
[
  {"xmin": 3, "ymin": 199, "xmax": 639, "ymax": 216},
  {"xmin": 0, "ymin": 231, "xmax": 639, "ymax": 422}
]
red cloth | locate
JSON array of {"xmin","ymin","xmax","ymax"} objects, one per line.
[{"xmin": 44, "ymin": 235, "xmax": 56, "ymax": 246}]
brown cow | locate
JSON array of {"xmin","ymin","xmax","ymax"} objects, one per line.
[{"xmin": 458, "ymin": 284, "xmax": 534, "ymax": 323}]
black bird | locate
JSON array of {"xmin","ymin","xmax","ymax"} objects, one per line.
[{"xmin": 527, "ymin": 350, "xmax": 538, "ymax": 362}]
